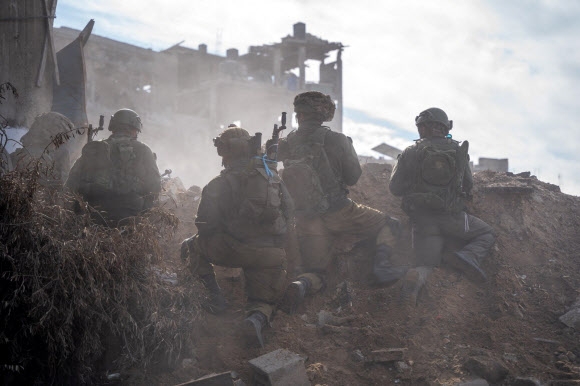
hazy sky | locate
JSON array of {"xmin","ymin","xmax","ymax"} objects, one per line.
[{"xmin": 55, "ymin": 0, "xmax": 580, "ymax": 196}]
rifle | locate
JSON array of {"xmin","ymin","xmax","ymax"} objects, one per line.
[
  {"xmin": 268, "ymin": 111, "xmax": 286, "ymax": 161},
  {"xmin": 450, "ymin": 140, "xmax": 471, "ymax": 206},
  {"xmin": 248, "ymin": 131, "xmax": 277, "ymax": 177},
  {"xmin": 248, "ymin": 132, "xmax": 262, "ymax": 157},
  {"xmin": 87, "ymin": 115, "xmax": 104, "ymax": 143}
]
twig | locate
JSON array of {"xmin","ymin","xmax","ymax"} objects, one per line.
[{"xmin": 533, "ymin": 337, "xmax": 561, "ymax": 345}]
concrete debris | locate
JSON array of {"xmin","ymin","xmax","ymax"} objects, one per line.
[
  {"xmin": 350, "ymin": 349, "xmax": 365, "ymax": 362},
  {"xmin": 152, "ymin": 267, "xmax": 178, "ymax": 285},
  {"xmin": 560, "ymin": 299, "xmax": 580, "ymax": 330},
  {"xmin": 365, "ymin": 348, "xmax": 407, "ymax": 364},
  {"xmin": 181, "ymin": 358, "xmax": 197, "ymax": 369},
  {"xmin": 512, "ymin": 377, "xmax": 543, "ymax": 386},
  {"xmin": 456, "ymin": 379, "xmax": 489, "ymax": 386},
  {"xmin": 106, "ymin": 373, "xmax": 121, "ymax": 381},
  {"xmin": 533, "ymin": 337, "xmax": 562, "ymax": 345},
  {"xmin": 395, "ymin": 361, "xmax": 410, "ymax": 372},
  {"xmin": 319, "ymin": 324, "xmax": 359, "ymax": 335},
  {"xmin": 549, "ymin": 381, "xmax": 580, "ymax": 386},
  {"xmin": 502, "ymin": 352, "xmax": 518, "ymax": 363},
  {"xmin": 173, "ymin": 372, "xmax": 233, "ymax": 386},
  {"xmin": 248, "ymin": 348, "xmax": 309, "ymax": 386},
  {"xmin": 480, "ymin": 183, "xmax": 534, "ymax": 194},
  {"xmin": 463, "ymin": 356, "xmax": 509, "ymax": 384},
  {"xmin": 317, "ymin": 309, "xmax": 356, "ymax": 327},
  {"xmin": 160, "ymin": 177, "xmax": 187, "ymax": 204}
]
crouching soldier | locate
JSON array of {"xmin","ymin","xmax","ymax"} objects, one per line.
[
  {"xmin": 66, "ymin": 108, "xmax": 161, "ymax": 225},
  {"xmin": 273, "ymin": 91, "xmax": 407, "ymax": 313},
  {"xmin": 389, "ymin": 107, "xmax": 495, "ymax": 304},
  {"xmin": 181, "ymin": 126, "xmax": 292, "ymax": 347}
]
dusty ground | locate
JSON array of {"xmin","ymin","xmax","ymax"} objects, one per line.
[{"xmin": 142, "ymin": 165, "xmax": 580, "ymax": 386}]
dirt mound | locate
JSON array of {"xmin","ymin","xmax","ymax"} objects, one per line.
[
  {"xmin": 3, "ymin": 164, "xmax": 579, "ymax": 385},
  {"xmin": 153, "ymin": 164, "xmax": 580, "ymax": 385}
]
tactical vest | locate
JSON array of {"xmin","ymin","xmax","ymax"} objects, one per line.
[
  {"xmin": 224, "ymin": 158, "xmax": 288, "ymax": 245},
  {"xmin": 72, "ymin": 138, "xmax": 145, "ymax": 208},
  {"xmin": 282, "ymin": 126, "xmax": 342, "ymax": 215},
  {"xmin": 403, "ymin": 138, "xmax": 469, "ymax": 214}
]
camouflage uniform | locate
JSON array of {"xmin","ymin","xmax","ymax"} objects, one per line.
[
  {"xmin": 66, "ymin": 109, "xmax": 161, "ymax": 224},
  {"xmin": 187, "ymin": 159, "xmax": 289, "ymax": 320},
  {"xmin": 389, "ymin": 108, "xmax": 495, "ymax": 281},
  {"xmin": 184, "ymin": 128, "xmax": 291, "ymax": 325},
  {"xmin": 276, "ymin": 92, "xmax": 401, "ymax": 296}
]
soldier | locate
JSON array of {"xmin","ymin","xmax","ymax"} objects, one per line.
[
  {"xmin": 389, "ymin": 107, "xmax": 495, "ymax": 301},
  {"xmin": 181, "ymin": 126, "xmax": 292, "ymax": 347},
  {"xmin": 66, "ymin": 108, "xmax": 161, "ymax": 225},
  {"xmin": 11, "ymin": 112, "xmax": 77, "ymax": 183},
  {"xmin": 273, "ymin": 91, "xmax": 405, "ymax": 313}
]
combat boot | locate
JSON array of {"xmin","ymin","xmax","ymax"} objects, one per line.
[
  {"xmin": 180, "ymin": 237, "xmax": 193, "ymax": 261},
  {"xmin": 280, "ymin": 277, "xmax": 311, "ymax": 315},
  {"xmin": 448, "ymin": 251, "xmax": 487, "ymax": 283},
  {"xmin": 242, "ymin": 311, "xmax": 268, "ymax": 348},
  {"xmin": 200, "ymin": 274, "xmax": 228, "ymax": 314},
  {"xmin": 373, "ymin": 244, "xmax": 408, "ymax": 287}
]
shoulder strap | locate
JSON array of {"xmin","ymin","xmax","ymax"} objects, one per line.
[
  {"xmin": 286, "ymin": 130, "xmax": 299, "ymax": 152},
  {"xmin": 223, "ymin": 171, "xmax": 241, "ymax": 197},
  {"xmin": 287, "ymin": 126, "xmax": 330, "ymax": 153},
  {"xmin": 310, "ymin": 126, "xmax": 330, "ymax": 144}
]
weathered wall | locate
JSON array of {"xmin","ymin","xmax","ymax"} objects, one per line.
[
  {"xmin": 0, "ymin": 0, "xmax": 56, "ymax": 127},
  {"xmin": 51, "ymin": 25, "xmax": 342, "ymax": 187}
]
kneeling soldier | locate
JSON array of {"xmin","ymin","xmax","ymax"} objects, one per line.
[{"xmin": 182, "ymin": 126, "xmax": 292, "ymax": 347}]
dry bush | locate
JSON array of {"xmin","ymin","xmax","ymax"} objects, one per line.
[{"xmin": 0, "ymin": 164, "xmax": 201, "ymax": 384}]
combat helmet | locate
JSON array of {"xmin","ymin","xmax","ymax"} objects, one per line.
[
  {"xmin": 293, "ymin": 91, "xmax": 336, "ymax": 122},
  {"xmin": 415, "ymin": 107, "xmax": 453, "ymax": 131},
  {"xmin": 213, "ymin": 125, "xmax": 251, "ymax": 159},
  {"xmin": 108, "ymin": 108, "xmax": 142, "ymax": 132}
]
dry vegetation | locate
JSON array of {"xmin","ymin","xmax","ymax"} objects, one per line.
[{"xmin": 0, "ymin": 160, "xmax": 203, "ymax": 384}]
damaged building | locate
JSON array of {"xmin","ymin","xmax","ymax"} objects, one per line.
[
  {"xmin": 371, "ymin": 142, "xmax": 509, "ymax": 172},
  {"xmin": 51, "ymin": 22, "xmax": 344, "ymax": 184}
]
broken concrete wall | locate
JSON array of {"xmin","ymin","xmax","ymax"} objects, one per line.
[
  {"xmin": 51, "ymin": 24, "xmax": 343, "ymax": 187},
  {"xmin": 473, "ymin": 158, "xmax": 509, "ymax": 173},
  {"xmin": 54, "ymin": 27, "xmax": 179, "ymax": 125},
  {"xmin": 0, "ymin": 0, "xmax": 57, "ymax": 127},
  {"xmin": 53, "ymin": 28, "xmax": 222, "ymax": 185}
]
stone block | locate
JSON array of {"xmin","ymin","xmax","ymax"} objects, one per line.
[
  {"xmin": 248, "ymin": 349, "xmax": 309, "ymax": 386},
  {"xmin": 174, "ymin": 371, "xmax": 233, "ymax": 386},
  {"xmin": 365, "ymin": 348, "xmax": 407, "ymax": 363}
]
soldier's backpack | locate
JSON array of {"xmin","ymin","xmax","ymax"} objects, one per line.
[
  {"xmin": 225, "ymin": 157, "xmax": 289, "ymax": 237},
  {"xmin": 406, "ymin": 139, "xmax": 469, "ymax": 212},
  {"xmin": 72, "ymin": 138, "xmax": 141, "ymax": 199},
  {"xmin": 73, "ymin": 140, "xmax": 114, "ymax": 199},
  {"xmin": 281, "ymin": 127, "xmax": 340, "ymax": 214}
]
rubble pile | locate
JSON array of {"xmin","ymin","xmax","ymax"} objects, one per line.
[
  {"xmin": 155, "ymin": 164, "xmax": 580, "ymax": 385},
  {"xmin": 1, "ymin": 163, "xmax": 579, "ymax": 385}
]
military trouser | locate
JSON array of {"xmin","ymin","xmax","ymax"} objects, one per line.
[
  {"xmin": 188, "ymin": 232, "xmax": 287, "ymax": 320},
  {"xmin": 295, "ymin": 199, "xmax": 399, "ymax": 293},
  {"xmin": 411, "ymin": 211, "xmax": 495, "ymax": 267},
  {"xmin": 88, "ymin": 194, "xmax": 144, "ymax": 226}
]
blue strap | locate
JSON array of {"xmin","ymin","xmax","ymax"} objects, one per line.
[{"xmin": 253, "ymin": 155, "xmax": 276, "ymax": 178}]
